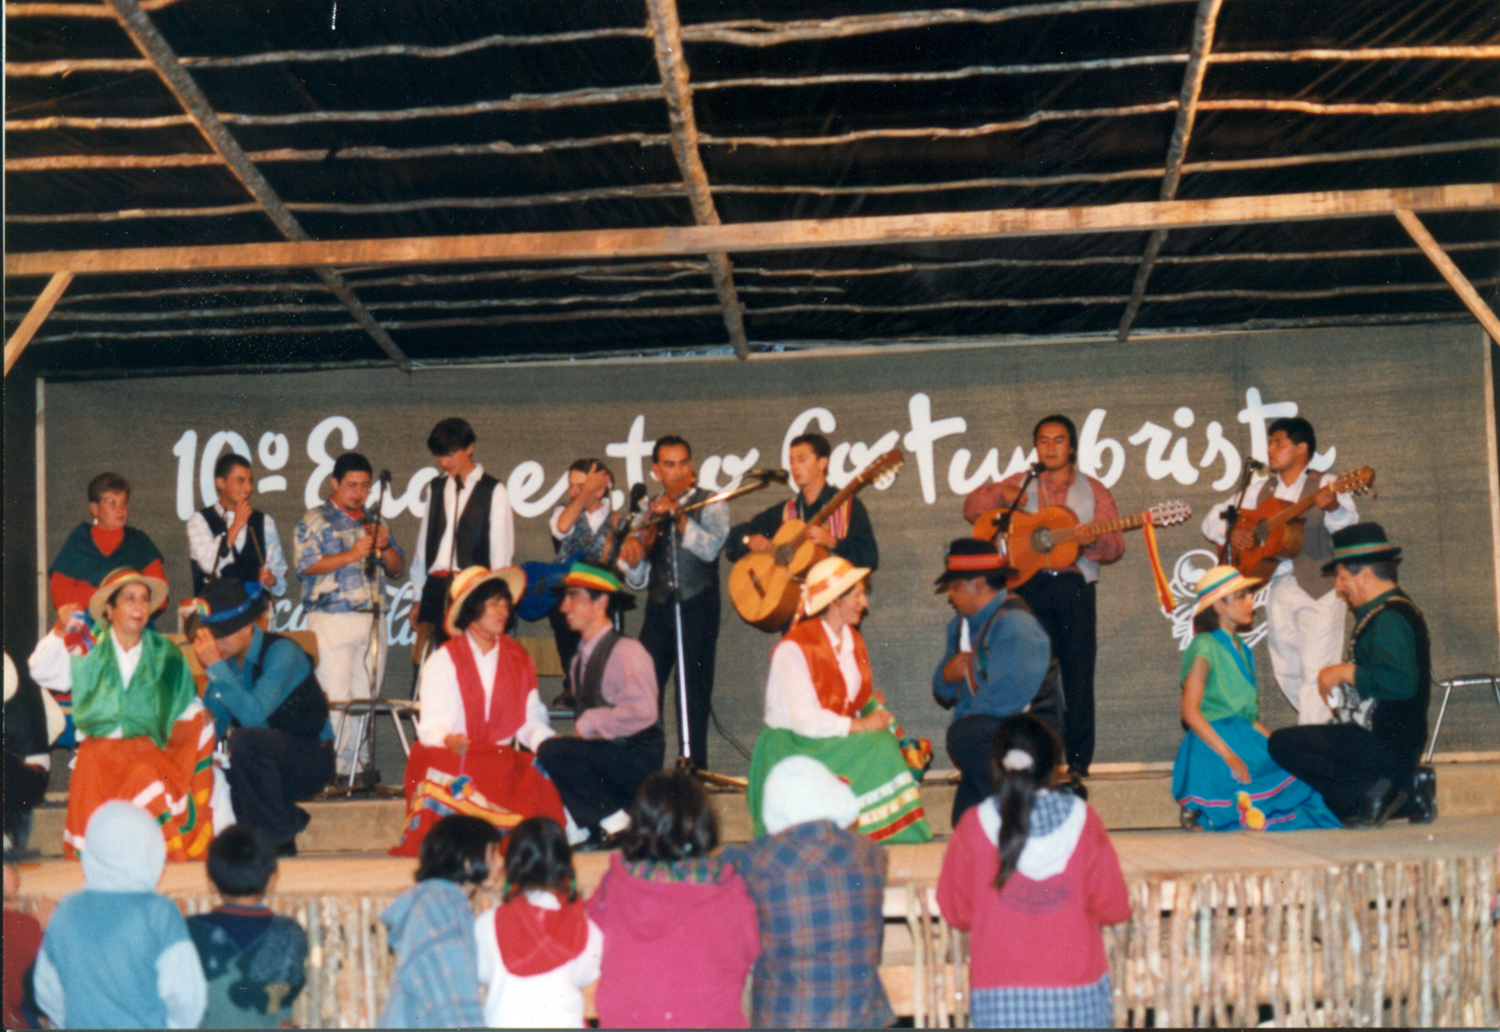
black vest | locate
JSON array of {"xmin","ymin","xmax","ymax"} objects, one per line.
[
  {"xmin": 572, "ymin": 631, "xmax": 665, "ymax": 756},
  {"xmin": 193, "ymin": 506, "xmax": 268, "ymax": 595},
  {"xmin": 253, "ymin": 632, "xmax": 331, "ymax": 741},
  {"xmin": 424, "ymin": 473, "xmax": 500, "ymax": 572},
  {"xmin": 1359, "ymin": 593, "xmax": 1431, "ymax": 765}
]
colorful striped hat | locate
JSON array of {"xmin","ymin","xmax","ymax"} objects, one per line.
[
  {"xmin": 933, "ymin": 537, "xmax": 1017, "ymax": 592},
  {"xmin": 557, "ymin": 561, "xmax": 634, "ymax": 600},
  {"xmin": 1322, "ymin": 522, "xmax": 1402, "ymax": 574},
  {"xmin": 1192, "ymin": 564, "xmax": 1263, "ymax": 615}
]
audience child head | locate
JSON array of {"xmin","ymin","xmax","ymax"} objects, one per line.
[
  {"xmin": 621, "ymin": 769, "xmax": 718, "ymax": 862},
  {"xmin": 501, "ymin": 816, "xmax": 577, "ymax": 903},
  {"xmin": 760, "ymin": 754, "xmax": 860, "ymax": 835},
  {"xmin": 205, "ymin": 824, "xmax": 279, "ymax": 904},
  {"xmin": 81, "ymin": 801, "xmax": 166, "ymax": 892},
  {"xmin": 988, "ymin": 713, "xmax": 1063, "ymax": 891},
  {"xmin": 415, "ymin": 814, "xmax": 503, "ymax": 897}
]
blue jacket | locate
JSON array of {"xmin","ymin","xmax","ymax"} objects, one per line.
[{"xmin": 932, "ymin": 591, "xmax": 1051, "ymax": 720}]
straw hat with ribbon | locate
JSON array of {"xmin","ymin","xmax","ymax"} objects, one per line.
[
  {"xmin": 445, "ymin": 565, "xmax": 527, "ymax": 638},
  {"xmin": 932, "ymin": 537, "xmax": 1015, "ymax": 593},
  {"xmin": 1192, "ymin": 565, "xmax": 1263, "ymax": 616},
  {"xmin": 801, "ymin": 556, "xmax": 870, "ymax": 618},
  {"xmin": 88, "ymin": 567, "xmax": 169, "ymax": 626}
]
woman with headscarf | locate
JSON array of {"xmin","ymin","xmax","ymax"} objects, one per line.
[{"xmin": 28, "ymin": 569, "xmax": 215, "ymax": 861}]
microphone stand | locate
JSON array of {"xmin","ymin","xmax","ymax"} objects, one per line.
[
  {"xmin": 997, "ymin": 464, "xmax": 1043, "ymax": 535},
  {"xmin": 1220, "ymin": 460, "xmax": 1260, "ymax": 565},
  {"xmin": 667, "ymin": 517, "xmax": 695, "ymax": 772}
]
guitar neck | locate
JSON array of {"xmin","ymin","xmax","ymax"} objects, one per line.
[
  {"xmin": 1261, "ymin": 490, "xmax": 1320, "ymax": 532},
  {"xmin": 1055, "ymin": 510, "xmax": 1151, "ymax": 542}
]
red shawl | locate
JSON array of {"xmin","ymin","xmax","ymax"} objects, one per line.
[
  {"xmin": 445, "ymin": 633, "xmax": 534, "ymax": 744},
  {"xmin": 494, "ymin": 893, "xmax": 589, "ymax": 976}
]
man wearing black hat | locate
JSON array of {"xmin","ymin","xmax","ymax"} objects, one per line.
[
  {"xmin": 932, "ymin": 539, "xmax": 1059, "ymax": 825},
  {"xmin": 1267, "ymin": 523, "xmax": 1435, "ymax": 828},
  {"xmin": 190, "ymin": 580, "xmax": 334, "ymax": 855}
]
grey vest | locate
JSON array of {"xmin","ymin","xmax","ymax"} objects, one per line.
[
  {"xmin": 645, "ymin": 486, "xmax": 720, "ymax": 604},
  {"xmin": 1020, "ymin": 471, "xmax": 1101, "ymax": 583}
]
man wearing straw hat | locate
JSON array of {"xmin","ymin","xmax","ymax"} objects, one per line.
[
  {"xmin": 535, "ymin": 562, "xmax": 662, "ymax": 849},
  {"xmin": 932, "ymin": 538, "xmax": 1059, "ymax": 825},
  {"xmin": 1267, "ymin": 523, "xmax": 1435, "ymax": 828},
  {"xmin": 744, "ymin": 556, "xmax": 932, "ymax": 844}
]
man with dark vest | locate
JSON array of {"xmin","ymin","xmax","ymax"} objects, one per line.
[
  {"xmin": 408, "ymin": 418, "xmax": 514, "ymax": 648},
  {"xmin": 1268, "ymin": 523, "xmax": 1436, "ymax": 828},
  {"xmin": 535, "ymin": 562, "xmax": 662, "ymax": 849},
  {"xmin": 618, "ymin": 435, "xmax": 728, "ymax": 770},
  {"xmin": 726, "ymin": 431, "xmax": 879, "ymax": 571},
  {"xmin": 189, "ymin": 578, "xmax": 334, "ymax": 856},
  {"xmin": 931, "ymin": 538, "xmax": 1060, "ymax": 825},
  {"xmin": 186, "ymin": 453, "xmax": 287, "ymax": 597},
  {"xmin": 1200, "ymin": 417, "xmax": 1359, "ymax": 724}
]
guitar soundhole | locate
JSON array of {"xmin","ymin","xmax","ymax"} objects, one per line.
[
  {"xmin": 1031, "ymin": 528, "xmax": 1053, "ymax": 554},
  {"xmin": 774, "ymin": 545, "xmax": 794, "ymax": 565}
]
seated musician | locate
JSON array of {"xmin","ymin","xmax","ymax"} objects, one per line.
[
  {"xmin": 547, "ymin": 459, "xmax": 616, "ymax": 706},
  {"xmin": 392, "ymin": 566, "xmax": 565, "ymax": 855},
  {"xmin": 726, "ymin": 432, "xmax": 878, "ymax": 570},
  {"xmin": 745, "ymin": 557, "xmax": 932, "ymax": 844},
  {"xmin": 29, "ymin": 569, "xmax": 215, "ymax": 861}
]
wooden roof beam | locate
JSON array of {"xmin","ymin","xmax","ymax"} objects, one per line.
[
  {"xmin": 8, "ymin": 183, "xmax": 1496, "ymax": 278},
  {"xmin": 1395, "ymin": 210, "xmax": 1500, "ymax": 345},
  {"xmin": 1118, "ymin": 0, "xmax": 1223, "ymax": 342},
  {"xmin": 5, "ymin": 271, "xmax": 72, "ymax": 377},
  {"xmin": 103, "ymin": 0, "xmax": 410, "ymax": 372}
]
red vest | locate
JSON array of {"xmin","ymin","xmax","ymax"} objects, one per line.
[
  {"xmin": 445, "ymin": 633, "xmax": 532, "ymax": 743},
  {"xmin": 783, "ymin": 618, "xmax": 872, "ymax": 717}
]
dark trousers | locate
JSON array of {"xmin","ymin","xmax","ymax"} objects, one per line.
[
  {"xmin": 417, "ymin": 573, "xmax": 455, "ymax": 649},
  {"xmin": 947, "ymin": 715, "xmax": 1004, "ymax": 827},
  {"xmin": 1017, "ymin": 573, "xmax": 1097, "ymax": 774},
  {"xmin": 535, "ymin": 736, "xmax": 663, "ymax": 832},
  {"xmin": 638, "ymin": 586, "xmax": 720, "ymax": 768},
  {"xmin": 226, "ymin": 728, "xmax": 335, "ymax": 846},
  {"xmin": 4, "ymin": 752, "xmax": 51, "ymax": 850},
  {"xmin": 547, "ymin": 601, "xmax": 582, "ymax": 695},
  {"xmin": 1267, "ymin": 724, "xmax": 1414, "ymax": 819}
]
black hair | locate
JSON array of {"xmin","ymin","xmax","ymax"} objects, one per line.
[
  {"xmin": 568, "ymin": 457, "xmax": 614, "ymax": 483},
  {"xmin": 988, "ymin": 713, "xmax": 1063, "ymax": 892},
  {"xmin": 652, "ymin": 435, "xmax": 691, "ymax": 463},
  {"xmin": 1339, "ymin": 557, "xmax": 1400, "ymax": 582},
  {"xmin": 331, "ymin": 452, "xmax": 373, "ymax": 482},
  {"xmin": 454, "ymin": 577, "xmax": 516, "ymax": 633},
  {"xmin": 1192, "ymin": 607, "xmax": 1221, "ymax": 635},
  {"xmin": 415, "ymin": 814, "xmax": 502, "ymax": 885},
  {"xmin": 213, "ymin": 453, "xmax": 253, "ymax": 482},
  {"xmin": 621, "ymin": 770, "xmax": 718, "ymax": 863},
  {"xmin": 427, "ymin": 417, "xmax": 477, "ymax": 457},
  {"xmin": 1267, "ymin": 416, "xmax": 1316, "ymax": 456},
  {"xmin": 502, "ymin": 816, "xmax": 577, "ymax": 902},
  {"xmin": 88, "ymin": 472, "xmax": 131, "ymax": 503},
  {"xmin": 206, "ymin": 824, "xmax": 278, "ymax": 899},
  {"xmin": 789, "ymin": 433, "xmax": 832, "ymax": 461},
  {"xmin": 1032, "ymin": 415, "xmax": 1079, "ymax": 463}
]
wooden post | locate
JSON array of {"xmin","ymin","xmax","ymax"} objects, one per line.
[
  {"xmin": 1395, "ymin": 209, "xmax": 1500, "ymax": 344},
  {"xmin": 4, "ymin": 270, "xmax": 72, "ymax": 376}
]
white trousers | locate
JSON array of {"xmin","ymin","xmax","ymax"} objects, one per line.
[
  {"xmin": 1265, "ymin": 575, "xmax": 1347, "ymax": 725},
  {"xmin": 307, "ymin": 610, "xmax": 388, "ymax": 775}
]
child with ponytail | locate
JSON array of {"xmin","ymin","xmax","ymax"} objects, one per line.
[
  {"xmin": 475, "ymin": 816, "xmax": 602, "ymax": 1029},
  {"xmin": 936, "ymin": 713, "xmax": 1131, "ymax": 1028}
]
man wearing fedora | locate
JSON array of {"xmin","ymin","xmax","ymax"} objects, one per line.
[
  {"xmin": 535, "ymin": 562, "xmax": 663, "ymax": 848},
  {"xmin": 190, "ymin": 579, "xmax": 334, "ymax": 856},
  {"xmin": 932, "ymin": 539, "xmax": 1059, "ymax": 825},
  {"xmin": 1267, "ymin": 523, "xmax": 1436, "ymax": 828}
]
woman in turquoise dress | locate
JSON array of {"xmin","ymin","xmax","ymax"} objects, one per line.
[{"xmin": 1174, "ymin": 566, "xmax": 1340, "ymax": 831}]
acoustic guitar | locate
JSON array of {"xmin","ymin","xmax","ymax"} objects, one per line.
[
  {"xmin": 1219, "ymin": 465, "xmax": 1376, "ymax": 578},
  {"xmin": 728, "ymin": 449, "xmax": 903, "ymax": 631},
  {"xmin": 973, "ymin": 499, "xmax": 1193, "ymax": 589}
]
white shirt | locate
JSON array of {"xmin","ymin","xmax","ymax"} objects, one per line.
[
  {"xmin": 475, "ymin": 893, "xmax": 603, "ymax": 1029},
  {"xmin": 410, "ymin": 463, "xmax": 514, "ymax": 593},
  {"xmin": 763, "ymin": 619, "xmax": 862, "ymax": 739},
  {"xmin": 548, "ymin": 501, "xmax": 610, "ymax": 541},
  {"xmin": 415, "ymin": 632, "xmax": 554, "ymax": 752},
  {"xmin": 184, "ymin": 504, "xmax": 289, "ymax": 596},
  {"xmin": 1201, "ymin": 469, "xmax": 1359, "ymax": 579},
  {"xmin": 29, "ymin": 630, "xmax": 205, "ymax": 741}
]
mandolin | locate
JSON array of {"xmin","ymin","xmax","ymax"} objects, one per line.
[
  {"xmin": 973, "ymin": 499, "xmax": 1193, "ymax": 589},
  {"xmin": 729, "ymin": 449, "xmax": 904, "ymax": 632},
  {"xmin": 1219, "ymin": 465, "xmax": 1376, "ymax": 578}
]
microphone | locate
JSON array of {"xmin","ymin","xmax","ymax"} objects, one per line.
[
  {"xmin": 748, "ymin": 468, "xmax": 790, "ymax": 484},
  {"xmin": 1030, "ymin": 461, "xmax": 1047, "ymax": 475},
  {"xmin": 378, "ymin": 469, "xmax": 392, "ymax": 483},
  {"xmin": 1246, "ymin": 459, "xmax": 1268, "ymax": 473},
  {"xmin": 366, "ymin": 470, "xmax": 393, "ymax": 578}
]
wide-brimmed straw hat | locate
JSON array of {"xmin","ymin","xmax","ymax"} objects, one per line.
[
  {"xmin": 1192, "ymin": 565, "xmax": 1263, "ymax": 615},
  {"xmin": 801, "ymin": 556, "xmax": 870, "ymax": 617},
  {"xmin": 1321, "ymin": 522, "xmax": 1403, "ymax": 574},
  {"xmin": 932, "ymin": 537, "xmax": 1017, "ymax": 593},
  {"xmin": 88, "ymin": 567, "xmax": 169, "ymax": 626},
  {"xmin": 445, "ymin": 565, "xmax": 526, "ymax": 637},
  {"xmin": 185, "ymin": 578, "xmax": 269, "ymax": 639}
]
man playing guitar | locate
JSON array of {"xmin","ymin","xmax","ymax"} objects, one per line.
[
  {"xmin": 962, "ymin": 415, "xmax": 1124, "ymax": 779},
  {"xmin": 1200, "ymin": 417, "xmax": 1359, "ymax": 725}
]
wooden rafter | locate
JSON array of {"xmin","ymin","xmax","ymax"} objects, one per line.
[
  {"xmin": 645, "ymin": 0, "xmax": 749, "ymax": 360},
  {"xmin": 1117, "ymin": 0, "xmax": 1223, "ymax": 342},
  {"xmin": 4, "ymin": 271, "xmax": 72, "ymax": 376},
  {"xmin": 102, "ymin": 0, "xmax": 410, "ymax": 371},
  {"xmin": 8, "ymin": 184, "xmax": 1495, "ymax": 278},
  {"xmin": 1395, "ymin": 210, "xmax": 1500, "ymax": 345}
]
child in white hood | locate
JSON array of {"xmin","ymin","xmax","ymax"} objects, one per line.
[{"xmin": 33, "ymin": 801, "xmax": 207, "ymax": 1028}]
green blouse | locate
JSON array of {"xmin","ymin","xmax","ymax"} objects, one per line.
[{"xmin": 1180, "ymin": 629, "xmax": 1259, "ymax": 724}]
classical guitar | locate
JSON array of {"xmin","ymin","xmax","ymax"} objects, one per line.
[
  {"xmin": 1219, "ymin": 466, "xmax": 1376, "ymax": 578},
  {"xmin": 973, "ymin": 499, "xmax": 1193, "ymax": 589},
  {"xmin": 729, "ymin": 449, "xmax": 903, "ymax": 632}
]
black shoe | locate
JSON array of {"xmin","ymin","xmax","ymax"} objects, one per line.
[
  {"xmin": 1405, "ymin": 765, "xmax": 1438, "ymax": 824},
  {"xmin": 551, "ymin": 691, "xmax": 577, "ymax": 710},
  {"xmin": 294, "ymin": 806, "xmax": 313, "ymax": 834},
  {"xmin": 574, "ymin": 828, "xmax": 625, "ymax": 853},
  {"xmin": 1180, "ymin": 805, "xmax": 1203, "ymax": 832},
  {"xmin": 1346, "ymin": 777, "xmax": 1407, "ymax": 829},
  {"xmin": 276, "ymin": 838, "xmax": 298, "ymax": 858},
  {"xmin": 1059, "ymin": 773, "xmax": 1089, "ymax": 802},
  {"xmin": 355, "ymin": 767, "xmax": 382, "ymax": 790}
]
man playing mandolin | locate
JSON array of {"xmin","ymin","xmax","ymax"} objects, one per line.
[
  {"xmin": 1200, "ymin": 417, "xmax": 1359, "ymax": 725},
  {"xmin": 962, "ymin": 415, "xmax": 1124, "ymax": 780},
  {"xmin": 727, "ymin": 432, "xmax": 879, "ymax": 572}
]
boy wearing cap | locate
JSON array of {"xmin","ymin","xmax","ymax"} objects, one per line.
[
  {"xmin": 746, "ymin": 556, "xmax": 932, "ymax": 844},
  {"xmin": 932, "ymin": 539, "xmax": 1057, "ymax": 825},
  {"xmin": 1268, "ymin": 523, "xmax": 1435, "ymax": 828},
  {"xmin": 190, "ymin": 579, "xmax": 334, "ymax": 856},
  {"xmin": 535, "ymin": 562, "xmax": 663, "ymax": 848}
]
